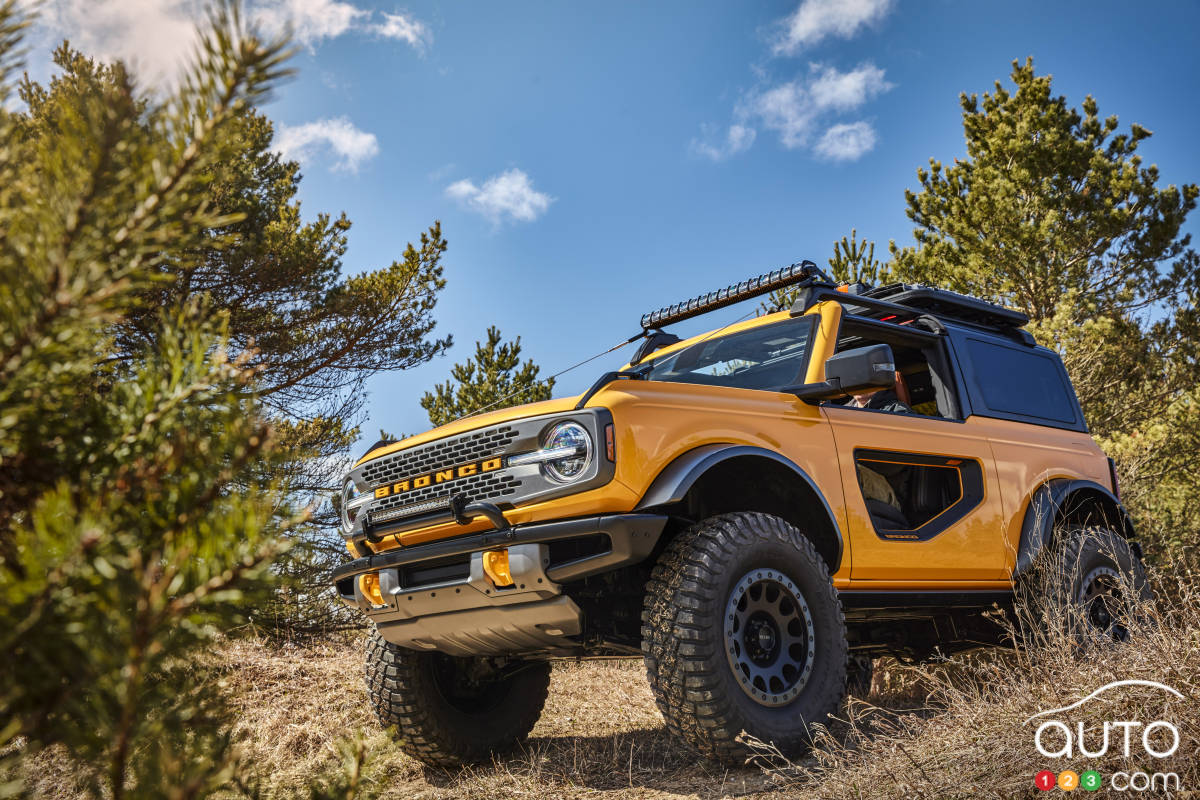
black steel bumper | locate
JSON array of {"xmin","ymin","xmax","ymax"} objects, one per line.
[
  {"xmin": 332, "ymin": 513, "xmax": 669, "ymax": 656},
  {"xmin": 333, "ymin": 512, "xmax": 667, "ymax": 587}
]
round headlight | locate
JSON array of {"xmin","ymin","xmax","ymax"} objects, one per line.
[
  {"xmin": 543, "ymin": 421, "xmax": 592, "ymax": 483},
  {"xmin": 341, "ymin": 478, "xmax": 365, "ymax": 532}
]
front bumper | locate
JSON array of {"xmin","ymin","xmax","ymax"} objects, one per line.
[{"xmin": 333, "ymin": 513, "xmax": 668, "ymax": 656}]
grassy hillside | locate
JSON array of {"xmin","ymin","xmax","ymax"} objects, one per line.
[{"xmin": 15, "ymin": 555, "xmax": 1198, "ymax": 799}]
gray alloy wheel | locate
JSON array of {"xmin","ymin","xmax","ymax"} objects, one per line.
[{"xmin": 642, "ymin": 511, "xmax": 848, "ymax": 763}]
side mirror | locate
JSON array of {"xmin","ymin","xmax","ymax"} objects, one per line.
[{"xmin": 787, "ymin": 343, "xmax": 896, "ymax": 401}]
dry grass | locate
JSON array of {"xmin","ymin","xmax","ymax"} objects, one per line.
[
  {"xmin": 209, "ymin": 641, "xmax": 778, "ymax": 800},
  {"xmin": 15, "ymin": 547, "xmax": 1199, "ymax": 799},
  {"xmin": 746, "ymin": 549, "xmax": 1200, "ymax": 798}
]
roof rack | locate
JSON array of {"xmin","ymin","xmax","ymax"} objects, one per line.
[
  {"xmin": 637, "ymin": 260, "xmax": 1030, "ymax": 343},
  {"xmin": 791, "ymin": 280, "xmax": 1029, "ymax": 335},
  {"xmin": 862, "ymin": 283, "xmax": 1028, "ymax": 328}
]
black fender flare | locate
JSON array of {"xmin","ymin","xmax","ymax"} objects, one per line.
[
  {"xmin": 634, "ymin": 443, "xmax": 844, "ymax": 571},
  {"xmin": 1014, "ymin": 478, "xmax": 1137, "ymax": 577}
]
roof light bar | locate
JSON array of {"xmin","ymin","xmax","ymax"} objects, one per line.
[{"xmin": 640, "ymin": 260, "xmax": 822, "ymax": 330}]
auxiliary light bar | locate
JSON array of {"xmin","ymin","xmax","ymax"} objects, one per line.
[{"xmin": 640, "ymin": 260, "xmax": 822, "ymax": 330}]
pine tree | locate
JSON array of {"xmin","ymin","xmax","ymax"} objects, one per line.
[
  {"xmin": 420, "ymin": 327, "xmax": 553, "ymax": 427},
  {"xmin": 0, "ymin": 4, "xmax": 335, "ymax": 795},
  {"xmin": 14, "ymin": 40, "xmax": 454, "ymax": 633},
  {"xmin": 760, "ymin": 229, "xmax": 889, "ymax": 313},
  {"xmin": 829, "ymin": 229, "xmax": 889, "ymax": 285},
  {"xmin": 889, "ymin": 58, "xmax": 1200, "ymax": 550}
]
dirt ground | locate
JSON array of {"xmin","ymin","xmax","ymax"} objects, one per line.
[{"xmin": 219, "ymin": 638, "xmax": 788, "ymax": 800}]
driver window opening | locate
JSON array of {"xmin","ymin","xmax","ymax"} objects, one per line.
[{"xmin": 832, "ymin": 323, "xmax": 960, "ymax": 419}]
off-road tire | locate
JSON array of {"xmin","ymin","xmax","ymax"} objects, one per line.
[
  {"xmin": 1042, "ymin": 525, "xmax": 1154, "ymax": 641},
  {"xmin": 641, "ymin": 512, "xmax": 848, "ymax": 763},
  {"xmin": 365, "ymin": 628, "xmax": 551, "ymax": 767}
]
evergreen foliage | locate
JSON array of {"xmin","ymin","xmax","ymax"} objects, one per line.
[
  {"xmin": 889, "ymin": 58, "xmax": 1200, "ymax": 550},
  {"xmin": 420, "ymin": 326, "xmax": 553, "ymax": 427},
  {"xmin": 0, "ymin": 3, "xmax": 375, "ymax": 794},
  {"xmin": 760, "ymin": 229, "xmax": 888, "ymax": 314},
  {"xmin": 10, "ymin": 12, "xmax": 453, "ymax": 634},
  {"xmin": 829, "ymin": 229, "xmax": 889, "ymax": 285}
]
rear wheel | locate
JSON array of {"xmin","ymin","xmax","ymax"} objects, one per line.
[
  {"xmin": 641, "ymin": 512, "xmax": 847, "ymax": 763},
  {"xmin": 365, "ymin": 628, "xmax": 551, "ymax": 767},
  {"xmin": 1050, "ymin": 525, "xmax": 1153, "ymax": 641},
  {"xmin": 846, "ymin": 654, "xmax": 875, "ymax": 698},
  {"xmin": 1020, "ymin": 525, "xmax": 1153, "ymax": 644}
]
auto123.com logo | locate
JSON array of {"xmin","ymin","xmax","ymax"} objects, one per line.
[{"xmin": 1024, "ymin": 680, "xmax": 1186, "ymax": 793}]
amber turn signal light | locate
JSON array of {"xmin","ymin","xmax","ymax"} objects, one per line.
[
  {"xmin": 482, "ymin": 549, "xmax": 515, "ymax": 588},
  {"xmin": 359, "ymin": 573, "xmax": 385, "ymax": 606}
]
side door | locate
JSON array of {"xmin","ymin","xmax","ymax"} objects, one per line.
[{"xmin": 820, "ymin": 322, "xmax": 1009, "ymax": 583}]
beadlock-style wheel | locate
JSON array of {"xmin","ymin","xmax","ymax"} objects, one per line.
[
  {"xmin": 1022, "ymin": 524, "xmax": 1154, "ymax": 646},
  {"xmin": 1078, "ymin": 563, "xmax": 1127, "ymax": 639},
  {"xmin": 641, "ymin": 512, "xmax": 848, "ymax": 763},
  {"xmin": 723, "ymin": 568, "xmax": 815, "ymax": 706}
]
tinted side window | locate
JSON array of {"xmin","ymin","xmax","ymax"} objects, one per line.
[{"xmin": 963, "ymin": 337, "xmax": 1078, "ymax": 424}]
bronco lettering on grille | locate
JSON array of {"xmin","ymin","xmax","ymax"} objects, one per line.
[{"xmin": 373, "ymin": 457, "xmax": 503, "ymax": 499}]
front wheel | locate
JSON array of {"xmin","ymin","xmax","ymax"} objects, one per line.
[
  {"xmin": 641, "ymin": 512, "xmax": 848, "ymax": 763},
  {"xmin": 365, "ymin": 628, "xmax": 551, "ymax": 767}
]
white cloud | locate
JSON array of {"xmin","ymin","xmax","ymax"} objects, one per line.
[
  {"xmin": 372, "ymin": 12, "xmax": 432, "ymax": 53},
  {"xmin": 742, "ymin": 62, "xmax": 891, "ymax": 151},
  {"xmin": 690, "ymin": 0, "xmax": 895, "ymax": 163},
  {"xmin": 773, "ymin": 0, "xmax": 894, "ymax": 56},
  {"xmin": 276, "ymin": 117, "xmax": 379, "ymax": 171},
  {"xmin": 446, "ymin": 169, "xmax": 554, "ymax": 225},
  {"xmin": 26, "ymin": 0, "xmax": 430, "ymax": 88},
  {"xmin": 814, "ymin": 121, "xmax": 878, "ymax": 161},
  {"xmin": 254, "ymin": 0, "xmax": 368, "ymax": 47},
  {"xmin": 690, "ymin": 123, "xmax": 757, "ymax": 161},
  {"xmin": 29, "ymin": 0, "xmax": 205, "ymax": 87},
  {"xmin": 808, "ymin": 63, "xmax": 891, "ymax": 112},
  {"xmin": 747, "ymin": 80, "xmax": 812, "ymax": 148}
]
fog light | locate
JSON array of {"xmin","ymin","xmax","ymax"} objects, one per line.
[
  {"xmin": 359, "ymin": 573, "xmax": 386, "ymax": 606},
  {"xmin": 482, "ymin": 549, "xmax": 515, "ymax": 588}
]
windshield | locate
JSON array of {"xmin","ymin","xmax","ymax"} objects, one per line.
[{"xmin": 639, "ymin": 315, "xmax": 816, "ymax": 391}]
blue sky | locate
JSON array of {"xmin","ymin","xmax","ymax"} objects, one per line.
[{"xmin": 27, "ymin": 1, "xmax": 1200, "ymax": 450}]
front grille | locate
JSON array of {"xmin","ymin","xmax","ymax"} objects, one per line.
[
  {"xmin": 343, "ymin": 409, "xmax": 613, "ymax": 540},
  {"xmin": 359, "ymin": 423, "xmax": 523, "ymax": 529},
  {"xmin": 370, "ymin": 471, "xmax": 521, "ymax": 518},
  {"xmin": 360, "ymin": 425, "xmax": 519, "ymax": 487}
]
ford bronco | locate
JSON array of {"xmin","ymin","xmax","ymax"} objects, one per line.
[{"xmin": 332, "ymin": 262, "xmax": 1147, "ymax": 765}]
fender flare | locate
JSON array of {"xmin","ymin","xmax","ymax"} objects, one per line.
[
  {"xmin": 1014, "ymin": 478, "xmax": 1137, "ymax": 578},
  {"xmin": 634, "ymin": 443, "xmax": 844, "ymax": 571}
]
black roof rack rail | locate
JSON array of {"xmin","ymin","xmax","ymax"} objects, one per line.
[
  {"xmin": 863, "ymin": 283, "xmax": 1029, "ymax": 328},
  {"xmin": 789, "ymin": 286, "xmax": 921, "ymax": 322},
  {"xmin": 791, "ymin": 282, "xmax": 1034, "ymax": 344}
]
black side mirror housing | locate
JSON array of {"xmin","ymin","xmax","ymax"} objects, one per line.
[{"xmin": 785, "ymin": 343, "xmax": 896, "ymax": 401}]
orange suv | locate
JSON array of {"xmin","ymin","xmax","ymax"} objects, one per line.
[{"xmin": 332, "ymin": 262, "xmax": 1147, "ymax": 765}]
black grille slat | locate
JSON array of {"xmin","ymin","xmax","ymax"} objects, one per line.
[
  {"xmin": 372, "ymin": 473, "xmax": 520, "ymax": 513},
  {"xmin": 360, "ymin": 425, "xmax": 518, "ymax": 487},
  {"xmin": 360, "ymin": 424, "xmax": 523, "ymax": 527}
]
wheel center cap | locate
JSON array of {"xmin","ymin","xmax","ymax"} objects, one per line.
[{"xmin": 756, "ymin": 624, "xmax": 776, "ymax": 651}]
